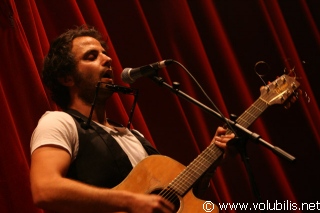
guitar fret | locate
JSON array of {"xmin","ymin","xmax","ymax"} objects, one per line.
[
  {"xmin": 167, "ymin": 144, "xmax": 223, "ymax": 195},
  {"xmin": 167, "ymin": 97, "xmax": 272, "ymax": 195},
  {"xmin": 237, "ymin": 98, "xmax": 268, "ymax": 127}
]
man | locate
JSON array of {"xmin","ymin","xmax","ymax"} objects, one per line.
[{"xmin": 30, "ymin": 26, "xmax": 234, "ymax": 213}]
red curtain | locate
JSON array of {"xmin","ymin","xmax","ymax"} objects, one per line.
[{"xmin": 1, "ymin": 0, "xmax": 319, "ymax": 212}]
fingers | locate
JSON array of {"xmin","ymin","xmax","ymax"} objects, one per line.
[
  {"xmin": 149, "ymin": 196, "xmax": 174, "ymax": 213},
  {"xmin": 214, "ymin": 134, "xmax": 235, "ymax": 149},
  {"xmin": 159, "ymin": 197, "xmax": 175, "ymax": 213},
  {"xmin": 213, "ymin": 126, "xmax": 235, "ymax": 150},
  {"xmin": 214, "ymin": 126, "xmax": 227, "ymax": 136},
  {"xmin": 131, "ymin": 194, "xmax": 175, "ymax": 213}
]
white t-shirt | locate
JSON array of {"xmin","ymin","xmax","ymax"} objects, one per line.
[{"xmin": 30, "ymin": 111, "xmax": 148, "ymax": 167}]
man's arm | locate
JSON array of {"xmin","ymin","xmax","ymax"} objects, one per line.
[{"xmin": 30, "ymin": 145, "xmax": 174, "ymax": 213}]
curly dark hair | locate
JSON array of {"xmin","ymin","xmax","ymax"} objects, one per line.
[{"xmin": 42, "ymin": 25, "xmax": 107, "ymax": 109}]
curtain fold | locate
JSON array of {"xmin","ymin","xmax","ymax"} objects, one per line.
[{"xmin": 1, "ymin": 0, "xmax": 319, "ymax": 212}]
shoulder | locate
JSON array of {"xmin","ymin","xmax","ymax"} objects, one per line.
[
  {"xmin": 31, "ymin": 111, "xmax": 79, "ymax": 158},
  {"xmin": 39, "ymin": 111, "xmax": 76, "ymax": 123},
  {"xmin": 37, "ymin": 111, "xmax": 78, "ymax": 130}
]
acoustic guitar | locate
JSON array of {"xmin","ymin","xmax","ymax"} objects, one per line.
[{"xmin": 114, "ymin": 74, "xmax": 300, "ymax": 212}]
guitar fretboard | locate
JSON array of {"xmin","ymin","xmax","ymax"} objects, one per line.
[
  {"xmin": 166, "ymin": 97, "xmax": 269, "ymax": 196},
  {"xmin": 236, "ymin": 98, "xmax": 268, "ymax": 129}
]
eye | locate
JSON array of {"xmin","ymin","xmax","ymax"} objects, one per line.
[
  {"xmin": 84, "ymin": 50, "xmax": 98, "ymax": 61},
  {"xmin": 87, "ymin": 53, "xmax": 97, "ymax": 61}
]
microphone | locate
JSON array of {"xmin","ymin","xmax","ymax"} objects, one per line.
[{"xmin": 121, "ymin": 59, "xmax": 173, "ymax": 83}]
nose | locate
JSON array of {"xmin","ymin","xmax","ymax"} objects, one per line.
[{"xmin": 102, "ymin": 54, "xmax": 112, "ymax": 68}]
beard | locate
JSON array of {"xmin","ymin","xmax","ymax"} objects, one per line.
[{"xmin": 73, "ymin": 71, "xmax": 113, "ymax": 106}]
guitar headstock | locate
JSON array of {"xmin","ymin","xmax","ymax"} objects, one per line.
[{"xmin": 260, "ymin": 74, "xmax": 300, "ymax": 106}]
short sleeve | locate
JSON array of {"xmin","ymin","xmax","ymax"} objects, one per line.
[{"xmin": 30, "ymin": 111, "xmax": 79, "ymax": 160}]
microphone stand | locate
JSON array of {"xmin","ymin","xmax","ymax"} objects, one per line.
[
  {"xmin": 150, "ymin": 75, "xmax": 295, "ymax": 161},
  {"xmin": 150, "ymin": 75, "xmax": 295, "ymax": 210}
]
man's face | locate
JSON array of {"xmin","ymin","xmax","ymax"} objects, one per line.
[{"xmin": 71, "ymin": 36, "xmax": 114, "ymax": 105}]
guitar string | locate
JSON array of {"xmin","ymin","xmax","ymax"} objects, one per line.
[
  {"xmin": 158, "ymin": 145, "xmax": 220, "ymax": 201},
  {"xmin": 158, "ymin": 151, "xmax": 221, "ymax": 205},
  {"xmin": 160, "ymin": 98, "xmax": 269, "ymax": 203},
  {"xmin": 239, "ymin": 103, "xmax": 266, "ymax": 128},
  {"xmin": 158, "ymin": 100, "xmax": 267, "ymax": 203},
  {"xmin": 237, "ymin": 98, "xmax": 268, "ymax": 128},
  {"xmin": 158, "ymin": 144, "xmax": 222, "ymax": 203},
  {"xmin": 158, "ymin": 86, "xmax": 280, "ymax": 204},
  {"xmin": 158, "ymin": 148, "xmax": 218, "ymax": 201}
]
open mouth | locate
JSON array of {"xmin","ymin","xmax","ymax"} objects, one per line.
[
  {"xmin": 101, "ymin": 70, "xmax": 113, "ymax": 79},
  {"xmin": 100, "ymin": 70, "xmax": 114, "ymax": 85}
]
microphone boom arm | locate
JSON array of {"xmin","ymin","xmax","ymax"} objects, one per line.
[{"xmin": 150, "ymin": 75, "xmax": 295, "ymax": 162}]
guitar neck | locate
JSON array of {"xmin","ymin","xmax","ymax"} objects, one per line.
[
  {"xmin": 163, "ymin": 74, "xmax": 300, "ymax": 199},
  {"xmin": 234, "ymin": 97, "xmax": 268, "ymax": 130},
  {"xmin": 167, "ymin": 97, "xmax": 269, "ymax": 196}
]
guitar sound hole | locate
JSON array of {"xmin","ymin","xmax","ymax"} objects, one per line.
[{"xmin": 150, "ymin": 188, "xmax": 181, "ymax": 212}]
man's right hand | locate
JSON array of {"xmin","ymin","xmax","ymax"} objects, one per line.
[{"xmin": 128, "ymin": 194, "xmax": 175, "ymax": 213}]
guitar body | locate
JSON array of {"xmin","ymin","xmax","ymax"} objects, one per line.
[{"xmin": 114, "ymin": 155, "xmax": 219, "ymax": 213}]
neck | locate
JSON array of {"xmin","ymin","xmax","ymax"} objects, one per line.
[{"xmin": 69, "ymin": 99, "xmax": 107, "ymax": 125}]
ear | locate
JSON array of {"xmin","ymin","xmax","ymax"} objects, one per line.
[{"xmin": 58, "ymin": 75, "xmax": 74, "ymax": 87}]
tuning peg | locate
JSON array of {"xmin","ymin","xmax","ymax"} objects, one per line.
[
  {"xmin": 284, "ymin": 102, "xmax": 291, "ymax": 109},
  {"xmin": 304, "ymin": 91, "xmax": 311, "ymax": 103},
  {"xmin": 295, "ymin": 89, "xmax": 303, "ymax": 97},
  {"xmin": 290, "ymin": 96, "xmax": 297, "ymax": 103},
  {"xmin": 284, "ymin": 89, "xmax": 303, "ymax": 109}
]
